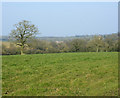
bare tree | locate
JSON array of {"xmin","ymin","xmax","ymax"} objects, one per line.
[{"xmin": 10, "ymin": 20, "xmax": 39, "ymax": 55}]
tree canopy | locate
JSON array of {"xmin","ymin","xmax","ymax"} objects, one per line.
[{"xmin": 10, "ymin": 20, "xmax": 39, "ymax": 55}]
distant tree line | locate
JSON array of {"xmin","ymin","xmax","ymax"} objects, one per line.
[
  {"xmin": 1, "ymin": 20, "xmax": 119, "ymax": 55},
  {"xmin": 1, "ymin": 33, "xmax": 119, "ymax": 55}
]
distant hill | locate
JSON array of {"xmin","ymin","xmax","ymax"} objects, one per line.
[
  {"xmin": 0, "ymin": 36, "xmax": 9, "ymax": 41},
  {"xmin": 0, "ymin": 33, "xmax": 118, "ymax": 42}
]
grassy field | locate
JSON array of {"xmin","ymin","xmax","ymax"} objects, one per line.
[{"xmin": 2, "ymin": 52, "xmax": 118, "ymax": 96}]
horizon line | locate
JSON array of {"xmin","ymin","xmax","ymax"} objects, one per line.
[{"xmin": 1, "ymin": 32, "xmax": 118, "ymax": 37}]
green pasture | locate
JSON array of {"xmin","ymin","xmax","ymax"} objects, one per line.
[{"xmin": 2, "ymin": 52, "xmax": 118, "ymax": 96}]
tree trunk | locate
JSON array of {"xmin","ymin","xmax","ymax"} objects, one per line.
[
  {"xmin": 21, "ymin": 46, "xmax": 24, "ymax": 55},
  {"xmin": 96, "ymin": 47, "xmax": 99, "ymax": 52}
]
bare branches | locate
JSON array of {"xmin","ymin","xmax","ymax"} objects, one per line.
[{"xmin": 9, "ymin": 20, "xmax": 39, "ymax": 55}]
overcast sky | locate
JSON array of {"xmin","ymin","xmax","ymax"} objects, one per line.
[{"xmin": 2, "ymin": 2, "xmax": 118, "ymax": 37}]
